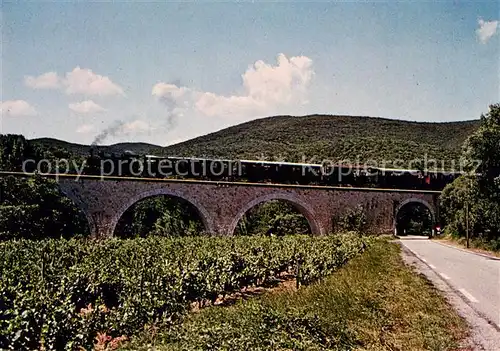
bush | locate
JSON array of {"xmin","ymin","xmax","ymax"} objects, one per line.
[
  {"xmin": 337, "ymin": 205, "xmax": 367, "ymax": 233},
  {"xmin": 440, "ymin": 175, "xmax": 500, "ymax": 241},
  {"xmin": 0, "ymin": 175, "xmax": 89, "ymax": 240},
  {"xmin": 441, "ymin": 104, "xmax": 500, "ymax": 243},
  {"xmin": 236, "ymin": 201, "xmax": 310, "ymax": 236},
  {"xmin": 114, "ymin": 196, "xmax": 204, "ymax": 238}
]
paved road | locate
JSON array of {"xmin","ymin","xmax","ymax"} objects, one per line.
[{"xmin": 400, "ymin": 237, "xmax": 500, "ymax": 330}]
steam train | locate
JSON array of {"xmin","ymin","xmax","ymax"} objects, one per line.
[{"xmin": 84, "ymin": 149, "xmax": 461, "ymax": 191}]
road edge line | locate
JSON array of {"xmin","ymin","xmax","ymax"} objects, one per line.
[
  {"xmin": 459, "ymin": 288, "xmax": 479, "ymax": 303},
  {"xmin": 398, "ymin": 241, "xmax": 500, "ymax": 332},
  {"xmin": 431, "ymin": 240, "xmax": 500, "ymax": 261}
]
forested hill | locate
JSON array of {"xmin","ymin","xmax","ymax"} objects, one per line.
[
  {"xmin": 31, "ymin": 115, "xmax": 480, "ymax": 165},
  {"xmin": 164, "ymin": 115, "xmax": 480, "ymax": 165},
  {"xmin": 31, "ymin": 138, "xmax": 164, "ymax": 158}
]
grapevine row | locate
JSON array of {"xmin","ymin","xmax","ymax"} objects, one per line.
[{"xmin": 0, "ymin": 234, "xmax": 369, "ymax": 350}]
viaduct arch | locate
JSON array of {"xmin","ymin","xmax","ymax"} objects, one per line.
[
  {"xmin": 55, "ymin": 175, "xmax": 441, "ymax": 238},
  {"xmin": 393, "ymin": 198, "xmax": 436, "ymax": 236},
  {"xmin": 228, "ymin": 192, "xmax": 324, "ymax": 236},
  {"xmin": 110, "ymin": 188, "xmax": 215, "ymax": 237}
]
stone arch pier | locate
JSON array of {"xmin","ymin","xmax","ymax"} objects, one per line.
[{"xmin": 57, "ymin": 176, "xmax": 441, "ymax": 238}]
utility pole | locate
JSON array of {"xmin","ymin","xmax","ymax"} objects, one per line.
[
  {"xmin": 465, "ymin": 201, "xmax": 470, "ymax": 248},
  {"xmin": 465, "ymin": 175, "xmax": 473, "ymax": 249}
]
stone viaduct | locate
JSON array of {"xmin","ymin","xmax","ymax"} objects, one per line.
[{"xmin": 55, "ymin": 175, "xmax": 441, "ymax": 238}]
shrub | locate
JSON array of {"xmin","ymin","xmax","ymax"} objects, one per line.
[
  {"xmin": 0, "ymin": 176, "xmax": 89, "ymax": 240},
  {"xmin": 337, "ymin": 205, "xmax": 367, "ymax": 233}
]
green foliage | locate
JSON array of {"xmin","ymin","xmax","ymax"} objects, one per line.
[
  {"xmin": 115, "ymin": 196, "xmax": 204, "ymax": 238},
  {"xmin": 164, "ymin": 115, "xmax": 479, "ymax": 168},
  {"xmin": 0, "ymin": 175, "xmax": 89, "ymax": 240},
  {"xmin": 441, "ymin": 176, "xmax": 500, "ymax": 240},
  {"xmin": 0, "ymin": 234, "xmax": 368, "ymax": 350},
  {"xmin": 125, "ymin": 240, "xmax": 466, "ymax": 351},
  {"xmin": 0, "ymin": 134, "xmax": 41, "ymax": 171},
  {"xmin": 463, "ymin": 103, "xmax": 500, "ymax": 183},
  {"xmin": 236, "ymin": 200, "xmax": 310, "ymax": 236},
  {"xmin": 31, "ymin": 138, "xmax": 163, "ymax": 158},
  {"xmin": 30, "ymin": 116, "xmax": 479, "ymax": 169},
  {"xmin": 440, "ymin": 104, "xmax": 500, "ymax": 241},
  {"xmin": 1, "ymin": 134, "xmax": 84, "ymax": 173},
  {"xmin": 396, "ymin": 203, "xmax": 433, "ymax": 235},
  {"xmin": 0, "ymin": 135, "xmax": 89, "ymax": 240},
  {"xmin": 1, "ymin": 112, "xmax": 482, "ymax": 241},
  {"xmin": 337, "ymin": 205, "xmax": 367, "ymax": 233}
]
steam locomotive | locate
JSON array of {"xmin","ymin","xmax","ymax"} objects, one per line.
[{"xmin": 84, "ymin": 149, "xmax": 461, "ymax": 191}]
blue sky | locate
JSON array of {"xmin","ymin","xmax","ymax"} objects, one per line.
[{"xmin": 1, "ymin": 1, "xmax": 499, "ymax": 146}]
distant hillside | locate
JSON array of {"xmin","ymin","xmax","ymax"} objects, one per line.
[
  {"xmin": 30, "ymin": 115, "xmax": 480, "ymax": 168},
  {"xmin": 164, "ymin": 115, "xmax": 480, "ymax": 167},
  {"xmin": 31, "ymin": 138, "xmax": 163, "ymax": 157}
]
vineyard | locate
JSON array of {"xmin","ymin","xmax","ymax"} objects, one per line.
[{"xmin": 0, "ymin": 234, "xmax": 369, "ymax": 350}]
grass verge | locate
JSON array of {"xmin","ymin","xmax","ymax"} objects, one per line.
[{"xmin": 124, "ymin": 239, "xmax": 467, "ymax": 351}]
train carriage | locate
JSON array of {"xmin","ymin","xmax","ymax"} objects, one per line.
[{"xmin": 85, "ymin": 150, "xmax": 462, "ymax": 191}]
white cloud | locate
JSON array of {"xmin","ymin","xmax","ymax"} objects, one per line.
[
  {"xmin": 76, "ymin": 124, "xmax": 95, "ymax": 134},
  {"xmin": 65, "ymin": 67, "xmax": 125, "ymax": 96},
  {"xmin": 152, "ymin": 83, "xmax": 192, "ymax": 101},
  {"xmin": 69, "ymin": 100, "xmax": 107, "ymax": 113},
  {"xmin": 152, "ymin": 53, "xmax": 314, "ymax": 118},
  {"xmin": 121, "ymin": 120, "xmax": 151, "ymax": 133},
  {"xmin": 24, "ymin": 72, "xmax": 61, "ymax": 89},
  {"xmin": 25, "ymin": 67, "xmax": 125, "ymax": 96},
  {"xmin": 0, "ymin": 100, "xmax": 37, "ymax": 117},
  {"xmin": 476, "ymin": 18, "xmax": 498, "ymax": 44}
]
